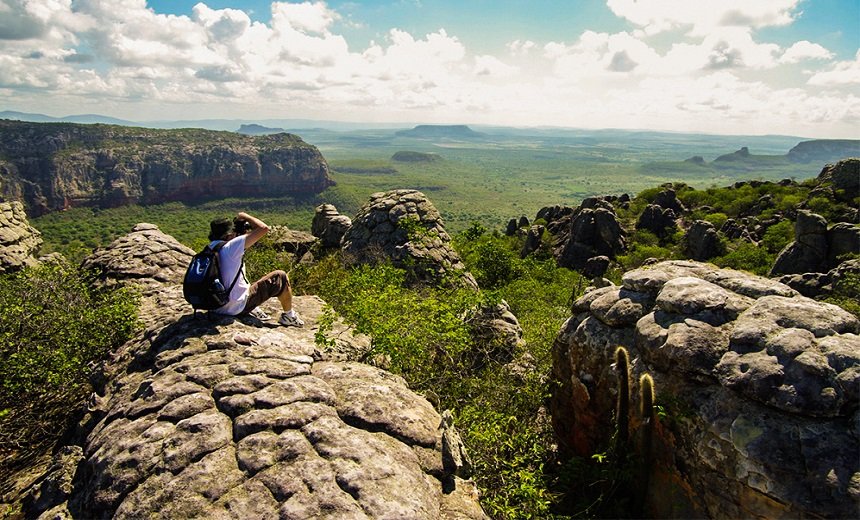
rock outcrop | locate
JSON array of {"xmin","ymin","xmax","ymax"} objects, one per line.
[
  {"xmin": 553, "ymin": 198, "xmax": 626, "ymax": 270},
  {"xmin": 312, "ymin": 204, "xmax": 352, "ymax": 250},
  {"xmin": 550, "ymin": 260, "xmax": 859, "ymax": 518},
  {"xmin": 24, "ymin": 224, "xmax": 487, "ymax": 519},
  {"xmin": 341, "ymin": 190, "xmax": 477, "ymax": 289},
  {"xmin": 771, "ymin": 211, "xmax": 859, "ymax": 276},
  {"xmin": 0, "ymin": 200, "xmax": 42, "ymax": 273},
  {"xmin": 636, "ymin": 204, "xmax": 677, "ymax": 238},
  {"xmin": 684, "ymin": 220, "xmax": 722, "ymax": 261},
  {"xmin": 0, "ymin": 120, "xmax": 332, "ymax": 216},
  {"xmin": 268, "ymin": 226, "xmax": 317, "ymax": 259}
]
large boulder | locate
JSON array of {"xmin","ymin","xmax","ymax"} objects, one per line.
[
  {"xmin": 22, "ymin": 225, "xmax": 487, "ymax": 519},
  {"xmin": 0, "ymin": 200, "xmax": 42, "ymax": 273},
  {"xmin": 771, "ymin": 211, "xmax": 829, "ymax": 275},
  {"xmin": 81, "ymin": 223, "xmax": 194, "ymax": 296},
  {"xmin": 817, "ymin": 158, "xmax": 860, "ymax": 202},
  {"xmin": 554, "ymin": 203, "xmax": 626, "ymax": 271},
  {"xmin": 652, "ymin": 188, "xmax": 686, "ymax": 214},
  {"xmin": 312, "ymin": 204, "xmax": 351, "ymax": 250},
  {"xmin": 268, "ymin": 226, "xmax": 317, "ymax": 258},
  {"xmin": 550, "ymin": 260, "xmax": 859, "ymax": 518},
  {"xmin": 636, "ymin": 204, "xmax": 677, "ymax": 238},
  {"xmin": 683, "ymin": 220, "xmax": 722, "ymax": 261},
  {"xmin": 342, "ymin": 190, "xmax": 477, "ymax": 288}
]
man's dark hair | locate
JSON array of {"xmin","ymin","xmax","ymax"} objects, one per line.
[{"xmin": 209, "ymin": 217, "xmax": 232, "ymax": 241}]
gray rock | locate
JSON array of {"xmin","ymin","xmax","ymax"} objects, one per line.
[
  {"xmin": 462, "ymin": 300, "xmax": 524, "ymax": 367},
  {"xmin": 555, "ymin": 206, "xmax": 626, "ymax": 270},
  {"xmin": 636, "ymin": 204, "xmax": 677, "ymax": 238},
  {"xmin": 771, "ymin": 211, "xmax": 829, "ymax": 275},
  {"xmin": 0, "ymin": 200, "xmax": 42, "ymax": 273},
  {"xmin": 827, "ymin": 223, "xmax": 860, "ymax": 267},
  {"xmin": 653, "ymin": 188, "xmax": 686, "ymax": 214},
  {"xmin": 342, "ymin": 190, "xmax": 478, "ymax": 289},
  {"xmin": 504, "ymin": 218, "xmax": 518, "ymax": 236},
  {"xmin": 818, "ymin": 158, "xmax": 860, "ymax": 202},
  {"xmin": 520, "ymin": 225, "xmax": 544, "ymax": 258},
  {"xmin": 312, "ymin": 204, "xmax": 352, "ymax": 249},
  {"xmin": 684, "ymin": 220, "xmax": 722, "ymax": 261},
  {"xmin": 583, "ymin": 255, "xmax": 610, "ymax": 279},
  {"xmin": 81, "ymin": 223, "xmax": 195, "ymax": 295},
  {"xmin": 269, "ymin": 226, "xmax": 317, "ymax": 258},
  {"xmin": 551, "ymin": 259, "xmax": 860, "ymax": 518},
  {"xmin": 23, "ymin": 226, "xmax": 487, "ymax": 520}
]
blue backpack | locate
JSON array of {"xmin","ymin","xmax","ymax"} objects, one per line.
[{"xmin": 182, "ymin": 242, "xmax": 242, "ymax": 311}]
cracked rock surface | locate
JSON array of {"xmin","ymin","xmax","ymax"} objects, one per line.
[
  {"xmin": 26, "ymin": 224, "xmax": 487, "ymax": 519},
  {"xmin": 551, "ymin": 260, "xmax": 860, "ymax": 519}
]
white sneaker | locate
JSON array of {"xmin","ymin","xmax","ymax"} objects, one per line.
[
  {"xmin": 279, "ymin": 311, "xmax": 304, "ymax": 327},
  {"xmin": 248, "ymin": 308, "xmax": 271, "ymax": 321}
]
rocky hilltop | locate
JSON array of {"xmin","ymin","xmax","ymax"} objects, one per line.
[
  {"xmin": 551, "ymin": 260, "xmax": 859, "ymax": 518},
  {"xmin": 0, "ymin": 120, "xmax": 332, "ymax": 216},
  {"xmin": 24, "ymin": 223, "xmax": 486, "ymax": 519},
  {"xmin": 788, "ymin": 139, "xmax": 860, "ymax": 164}
]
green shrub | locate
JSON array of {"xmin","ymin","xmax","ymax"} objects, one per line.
[
  {"xmin": 0, "ymin": 260, "xmax": 140, "ymax": 473},
  {"xmin": 703, "ymin": 212, "xmax": 728, "ymax": 230},
  {"xmin": 713, "ymin": 242, "xmax": 774, "ymax": 276},
  {"xmin": 825, "ymin": 272, "xmax": 860, "ymax": 319},
  {"xmin": 761, "ymin": 220, "xmax": 794, "ymax": 254}
]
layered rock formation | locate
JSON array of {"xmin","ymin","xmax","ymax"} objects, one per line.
[
  {"xmin": 0, "ymin": 120, "xmax": 332, "ymax": 216},
  {"xmin": 0, "ymin": 200, "xmax": 41, "ymax": 273},
  {"xmin": 341, "ymin": 190, "xmax": 477, "ymax": 289},
  {"xmin": 553, "ymin": 197, "xmax": 626, "ymax": 270},
  {"xmin": 312, "ymin": 203, "xmax": 352, "ymax": 250},
  {"xmin": 550, "ymin": 260, "xmax": 859, "ymax": 518},
  {"xmin": 771, "ymin": 210, "xmax": 860, "ymax": 276},
  {"xmin": 25, "ymin": 224, "xmax": 487, "ymax": 519}
]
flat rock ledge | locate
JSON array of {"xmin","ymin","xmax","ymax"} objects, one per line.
[
  {"xmin": 551, "ymin": 260, "xmax": 860, "ymax": 519},
  {"xmin": 24, "ymin": 224, "xmax": 487, "ymax": 520}
]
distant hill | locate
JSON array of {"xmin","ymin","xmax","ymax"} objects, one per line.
[
  {"xmin": 391, "ymin": 151, "xmax": 441, "ymax": 162},
  {"xmin": 714, "ymin": 147, "xmax": 751, "ymax": 162},
  {"xmin": 237, "ymin": 123, "xmax": 285, "ymax": 135},
  {"xmin": 0, "ymin": 110, "xmax": 138, "ymax": 126},
  {"xmin": 395, "ymin": 125, "xmax": 484, "ymax": 139},
  {"xmin": 787, "ymin": 139, "xmax": 860, "ymax": 164}
]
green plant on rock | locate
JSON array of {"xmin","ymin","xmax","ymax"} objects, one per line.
[{"xmin": 0, "ymin": 260, "xmax": 140, "ymax": 478}]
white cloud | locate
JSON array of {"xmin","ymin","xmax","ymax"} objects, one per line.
[
  {"xmin": 270, "ymin": 1, "xmax": 338, "ymax": 34},
  {"xmin": 780, "ymin": 40, "xmax": 834, "ymax": 64},
  {"xmin": 606, "ymin": 0, "xmax": 800, "ymax": 36},
  {"xmin": 808, "ymin": 50, "xmax": 860, "ymax": 86},
  {"xmin": 507, "ymin": 39, "xmax": 535, "ymax": 56},
  {"xmin": 0, "ymin": 0, "xmax": 855, "ymax": 137}
]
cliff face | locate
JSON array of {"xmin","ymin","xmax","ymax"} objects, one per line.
[
  {"xmin": 0, "ymin": 120, "xmax": 333, "ymax": 216},
  {"xmin": 787, "ymin": 139, "xmax": 860, "ymax": 163}
]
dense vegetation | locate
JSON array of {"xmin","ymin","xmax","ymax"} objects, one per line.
[{"xmin": 0, "ymin": 260, "xmax": 139, "ymax": 488}]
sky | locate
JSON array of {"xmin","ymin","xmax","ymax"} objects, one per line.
[{"xmin": 0, "ymin": 0, "xmax": 858, "ymax": 137}]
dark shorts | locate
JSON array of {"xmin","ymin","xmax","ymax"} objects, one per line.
[{"xmin": 242, "ymin": 270, "xmax": 289, "ymax": 314}]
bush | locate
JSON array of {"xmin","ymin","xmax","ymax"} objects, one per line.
[
  {"xmin": 825, "ymin": 272, "xmax": 860, "ymax": 319},
  {"xmin": 0, "ymin": 260, "xmax": 140, "ymax": 474},
  {"xmin": 761, "ymin": 220, "xmax": 794, "ymax": 254},
  {"xmin": 713, "ymin": 242, "xmax": 774, "ymax": 276}
]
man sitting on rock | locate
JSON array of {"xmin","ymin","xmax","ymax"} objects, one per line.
[{"xmin": 208, "ymin": 212, "xmax": 304, "ymax": 327}]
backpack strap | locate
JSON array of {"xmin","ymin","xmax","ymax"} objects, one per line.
[{"xmin": 211, "ymin": 241, "xmax": 243, "ymax": 294}]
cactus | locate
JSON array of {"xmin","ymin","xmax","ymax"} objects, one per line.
[
  {"xmin": 635, "ymin": 373, "xmax": 656, "ymax": 515},
  {"xmin": 614, "ymin": 346, "xmax": 630, "ymax": 449}
]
